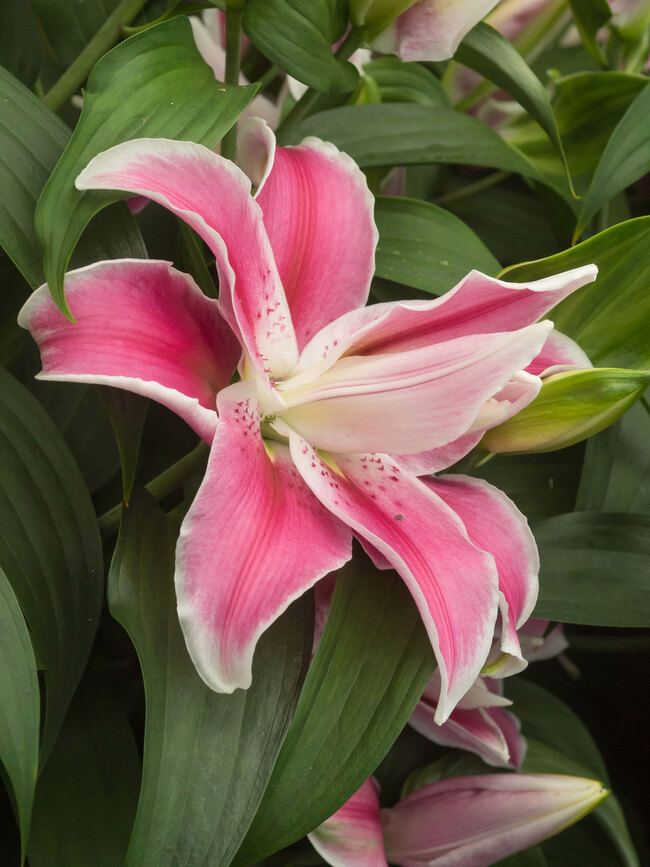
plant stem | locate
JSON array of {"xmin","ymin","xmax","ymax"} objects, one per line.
[
  {"xmin": 220, "ymin": 3, "xmax": 245, "ymax": 162},
  {"xmin": 257, "ymin": 64, "xmax": 281, "ymax": 93},
  {"xmin": 98, "ymin": 441, "xmax": 209, "ymax": 540},
  {"xmin": 276, "ymin": 26, "xmax": 365, "ymax": 145},
  {"xmin": 42, "ymin": 0, "xmax": 150, "ymax": 112}
]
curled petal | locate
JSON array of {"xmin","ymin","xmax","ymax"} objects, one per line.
[
  {"xmin": 382, "ymin": 773, "xmax": 607, "ymax": 867},
  {"xmin": 18, "ymin": 259, "xmax": 239, "ymax": 441},
  {"xmin": 308, "ymin": 779, "xmax": 388, "ymax": 867},
  {"xmin": 175, "ymin": 382, "xmax": 352, "ymax": 693},
  {"xmin": 76, "ymin": 138, "xmax": 298, "ymax": 382},
  {"xmin": 527, "ymin": 329, "xmax": 593, "ymax": 378},
  {"xmin": 426, "ymin": 475, "xmax": 539, "ymax": 667},
  {"xmin": 297, "ymin": 266, "xmax": 597, "ymax": 376},
  {"xmin": 285, "ymin": 432, "xmax": 500, "ymax": 722},
  {"xmin": 238, "ymin": 118, "xmax": 378, "ymax": 349},
  {"xmin": 282, "ymin": 324, "xmax": 550, "ymax": 456}
]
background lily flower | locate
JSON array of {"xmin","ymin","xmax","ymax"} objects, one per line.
[
  {"xmin": 362, "ymin": 0, "xmax": 502, "ymax": 61},
  {"xmin": 19, "ymin": 118, "xmax": 597, "ymax": 720}
]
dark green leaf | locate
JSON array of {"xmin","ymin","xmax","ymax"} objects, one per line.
[
  {"xmin": 290, "ymin": 103, "xmax": 548, "ymax": 185},
  {"xmin": 375, "ymin": 196, "xmax": 500, "ymax": 295},
  {"xmin": 576, "ymin": 399, "xmax": 650, "ymax": 513},
  {"xmin": 108, "ymin": 489, "xmax": 313, "ymax": 867},
  {"xmin": 577, "ymin": 82, "xmax": 650, "ymax": 235},
  {"xmin": 508, "ymin": 72, "xmax": 646, "ymax": 191},
  {"xmin": 456, "ymin": 22, "xmax": 572, "ymax": 190},
  {"xmin": 363, "ymin": 56, "xmax": 449, "ymax": 106},
  {"xmin": 234, "ymin": 554, "xmax": 436, "ymax": 865},
  {"xmin": 502, "ymin": 217, "xmax": 650, "ymax": 369},
  {"xmin": 0, "ymin": 567, "xmax": 39, "ymax": 857},
  {"xmin": 243, "ymin": 0, "xmax": 357, "ymax": 93},
  {"xmin": 471, "ymin": 449, "xmax": 583, "ymax": 524},
  {"xmin": 568, "ymin": 0, "xmax": 612, "ymax": 66},
  {"xmin": 533, "ymin": 513, "xmax": 650, "ymax": 626},
  {"xmin": 0, "ymin": 67, "xmax": 145, "ymax": 289},
  {"xmin": 31, "ymin": 0, "xmax": 121, "ymax": 66},
  {"xmin": 0, "ymin": 367, "xmax": 103, "ymax": 761},
  {"xmin": 0, "ymin": 0, "xmax": 41, "ymax": 86},
  {"xmin": 35, "ymin": 17, "xmax": 256, "ymax": 314},
  {"xmin": 27, "ymin": 677, "xmax": 141, "ymax": 867}
]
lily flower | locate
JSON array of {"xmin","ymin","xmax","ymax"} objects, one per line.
[
  {"xmin": 352, "ymin": 0, "xmax": 501, "ymax": 61},
  {"xmin": 19, "ymin": 117, "xmax": 596, "ymax": 720}
]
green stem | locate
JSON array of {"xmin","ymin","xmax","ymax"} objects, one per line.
[
  {"xmin": 41, "ymin": 0, "xmax": 150, "ymax": 112},
  {"xmin": 276, "ymin": 26, "xmax": 366, "ymax": 145},
  {"xmin": 434, "ymin": 170, "xmax": 508, "ymax": 206},
  {"xmin": 257, "ymin": 64, "xmax": 281, "ymax": 94},
  {"xmin": 220, "ymin": 3, "xmax": 245, "ymax": 162},
  {"xmin": 98, "ymin": 441, "xmax": 209, "ymax": 540}
]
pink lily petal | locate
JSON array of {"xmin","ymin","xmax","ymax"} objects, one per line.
[
  {"xmin": 372, "ymin": 0, "xmax": 502, "ymax": 62},
  {"xmin": 308, "ymin": 778, "xmax": 388, "ymax": 867},
  {"xmin": 526, "ymin": 329, "xmax": 593, "ymax": 378},
  {"xmin": 409, "ymin": 673, "xmax": 525, "ymax": 770},
  {"xmin": 281, "ymin": 324, "xmax": 551, "ymax": 456},
  {"xmin": 297, "ymin": 266, "xmax": 598, "ymax": 375},
  {"xmin": 520, "ymin": 619, "xmax": 569, "ymax": 662},
  {"xmin": 426, "ymin": 475, "xmax": 539, "ymax": 666},
  {"xmin": 75, "ymin": 138, "xmax": 299, "ymax": 382},
  {"xmin": 285, "ymin": 433, "xmax": 500, "ymax": 722},
  {"xmin": 381, "ymin": 773, "xmax": 607, "ymax": 867},
  {"xmin": 18, "ymin": 259, "xmax": 239, "ymax": 442},
  {"xmin": 175, "ymin": 382, "xmax": 351, "ymax": 693},
  {"xmin": 238, "ymin": 118, "xmax": 378, "ymax": 349},
  {"xmin": 393, "ymin": 432, "xmax": 485, "ymax": 477}
]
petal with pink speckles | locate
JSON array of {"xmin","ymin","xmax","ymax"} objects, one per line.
[
  {"xmin": 285, "ymin": 431, "xmax": 500, "ymax": 722},
  {"xmin": 175, "ymin": 382, "xmax": 351, "ymax": 693},
  {"xmin": 281, "ymin": 324, "xmax": 550, "ymax": 456},
  {"xmin": 372, "ymin": 0, "xmax": 501, "ymax": 62},
  {"xmin": 308, "ymin": 778, "xmax": 388, "ymax": 867},
  {"xmin": 238, "ymin": 118, "xmax": 378, "ymax": 349},
  {"xmin": 426, "ymin": 475, "xmax": 539, "ymax": 667},
  {"xmin": 76, "ymin": 138, "xmax": 298, "ymax": 383},
  {"xmin": 18, "ymin": 259, "xmax": 239, "ymax": 442}
]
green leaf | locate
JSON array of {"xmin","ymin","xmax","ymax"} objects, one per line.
[
  {"xmin": 27, "ymin": 677, "xmax": 141, "ymax": 867},
  {"xmin": 0, "ymin": 367, "xmax": 103, "ymax": 761},
  {"xmin": 0, "ymin": 567, "xmax": 39, "ymax": 859},
  {"xmin": 577, "ymin": 82, "xmax": 650, "ymax": 236},
  {"xmin": 243, "ymin": 0, "xmax": 358, "ymax": 94},
  {"xmin": 508, "ymin": 72, "xmax": 646, "ymax": 191},
  {"xmin": 576, "ymin": 399, "xmax": 650, "ymax": 513},
  {"xmin": 363, "ymin": 56, "xmax": 449, "ymax": 105},
  {"xmin": 290, "ymin": 103, "xmax": 548, "ymax": 185},
  {"xmin": 0, "ymin": 66, "xmax": 145, "ymax": 289},
  {"xmin": 99, "ymin": 389, "xmax": 149, "ymax": 505},
  {"xmin": 374, "ymin": 196, "xmax": 500, "ymax": 295},
  {"xmin": 234, "ymin": 554, "xmax": 435, "ymax": 865},
  {"xmin": 533, "ymin": 513, "xmax": 650, "ymax": 626},
  {"xmin": 502, "ymin": 217, "xmax": 650, "ymax": 369},
  {"xmin": 108, "ymin": 489, "xmax": 313, "ymax": 867},
  {"xmin": 35, "ymin": 16, "xmax": 256, "ymax": 315},
  {"xmin": 0, "ymin": 0, "xmax": 41, "ymax": 86},
  {"xmin": 482, "ymin": 368, "xmax": 650, "ymax": 454},
  {"xmin": 31, "ymin": 0, "xmax": 121, "ymax": 66},
  {"xmin": 568, "ymin": 0, "xmax": 612, "ymax": 66},
  {"xmin": 470, "ymin": 449, "xmax": 583, "ymax": 524},
  {"xmin": 456, "ymin": 22, "xmax": 573, "ymax": 192}
]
